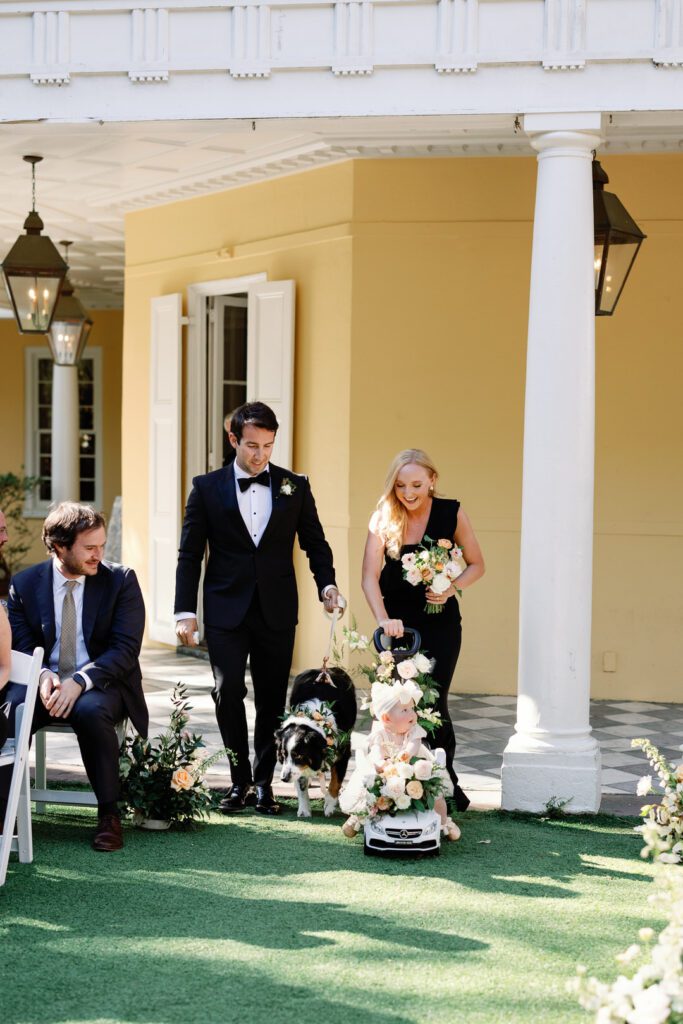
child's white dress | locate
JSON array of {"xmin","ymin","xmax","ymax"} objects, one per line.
[{"xmin": 339, "ymin": 722, "xmax": 452, "ymax": 815}]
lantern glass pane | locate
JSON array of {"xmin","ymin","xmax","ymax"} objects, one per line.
[
  {"xmin": 598, "ymin": 237, "xmax": 640, "ymax": 315},
  {"xmin": 5, "ymin": 273, "xmax": 62, "ymax": 333},
  {"xmin": 48, "ymin": 320, "xmax": 86, "ymax": 365}
]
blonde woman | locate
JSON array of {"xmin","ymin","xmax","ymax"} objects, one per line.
[{"xmin": 361, "ymin": 449, "xmax": 485, "ymax": 811}]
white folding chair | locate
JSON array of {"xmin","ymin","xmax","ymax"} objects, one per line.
[
  {"xmin": 0, "ymin": 646, "xmax": 43, "ymax": 887},
  {"xmin": 32, "ymin": 719, "xmax": 128, "ymax": 813}
]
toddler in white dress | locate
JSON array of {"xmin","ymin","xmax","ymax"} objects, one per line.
[{"xmin": 340, "ymin": 679, "xmax": 461, "ymax": 840}]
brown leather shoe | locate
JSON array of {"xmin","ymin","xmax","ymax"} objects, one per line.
[{"xmin": 92, "ymin": 814, "xmax": 124, "ymax": 852}]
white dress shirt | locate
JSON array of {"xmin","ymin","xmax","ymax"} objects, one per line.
[
  {"xmin": 233, "ymin": 462, "xmax": 273, "ymax": 546},
  {"xmin": 48, "ymin": 560, "xmax": 93, "ymax": 691}
]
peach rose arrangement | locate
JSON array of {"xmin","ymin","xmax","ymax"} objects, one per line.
[
  {"xmin": 119, "ymin": 682, "xmax": 230, "ymax": 828},
  {"xmin": 401, "ymin": 535, "xmax": 464, "ymax": 614},
  {"xmin": 362, "ymin": 753, "xmax": 445, "ymax": 818}
]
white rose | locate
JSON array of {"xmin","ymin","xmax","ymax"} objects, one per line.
[
  {"xmin": 397, "ymin": 762, "xmax": 414, "ymax": 779},
  {"xmin": 395, "ymin": 794, "xmax": 411, "ymax": 810},
  {"xmin": 413, "ymin": 759, "xmax": 433, "ymax": 781},
  {"xmin": 636, "ymin": 775, "xmax": 653, "ymax": 797},
  {"xmin": 445, "ymin": 560, "xmax": 464, "ymax": 580},
  {"xmin": 414, "ymin": 653, "xmax": 433, "ymax": 674},
  {"xmin": 379, "ymin": 651, "xmax": 395, "ymax": 665},
  {"xmin": 376, "ymin": 664, "xmax": 393, "ymax": 680},
  {"xmin": 430, "ymin": 573, "xmax": 451, "ymax": 595},
  {"xmin": 382, "ymin": 776, "xmax": 406, "ymax": 800},
  {"xmin": 406, "ymin": 568, "xmax": 422, "ymax": 586},
  {"xmin": 629, "ymin": 983, "xmax": 671, "ymax": 1024},
  {"xmin": 396, "ymin": 660, "xmax": 418, "ymax": 680}
]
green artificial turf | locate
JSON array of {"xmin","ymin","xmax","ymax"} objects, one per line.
[{"xmin": 0, "ymin": 804, "xmax": 662, "ymax": 1024}]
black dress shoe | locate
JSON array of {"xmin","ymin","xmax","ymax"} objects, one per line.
[
  {"xmin": 219, "ymin": 784, "xmax": 256, "ymax": 813},
  {"xmin": 255, "ymin": 785, "xmax": 281, "ymax": 815}
]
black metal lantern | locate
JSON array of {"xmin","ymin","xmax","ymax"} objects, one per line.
[
  {"xmin": 1, "ymin": 155, "xmax": 68, "ymax": 334},
  {"xmin": 593, "ymin": 158, "xmax": 646, "ymax": 316},
  {"xmin": 47, "ymin": 242, "xmax": 93, "ymax": 365}
]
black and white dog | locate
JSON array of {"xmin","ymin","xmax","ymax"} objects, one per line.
[{"xmin": 275, "ymin": 666, "xmax": 357, "ymax": 818}]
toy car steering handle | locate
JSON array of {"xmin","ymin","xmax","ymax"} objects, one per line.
[{"xmin": 372, "ymin": 627, "xmax": 422, "ymax": 658}]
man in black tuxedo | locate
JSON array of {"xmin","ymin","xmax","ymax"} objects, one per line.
[
  {"xmin": 3, "ymin": 502, "xmax": 147, "ymax": 851},
  {"xmin": 174, "ymin": 401, "xmax": 344, "ymax": 815}
]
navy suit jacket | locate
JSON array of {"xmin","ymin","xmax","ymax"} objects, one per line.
[
  {"xmin": 8, "ymin": 559, "xmax": 149, "ymax": 736},
  {"xmin": 174, "ymin": 462, "xmax": 336, "ymax": 631}
]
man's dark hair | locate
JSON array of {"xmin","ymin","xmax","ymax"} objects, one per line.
[
  {"xmin": 42, "ymin": 502, "xmax": 106, "ymax": 553},
  {"xmin": 230, "ymin": 402, "xmax": 279, "ymax": 442}
]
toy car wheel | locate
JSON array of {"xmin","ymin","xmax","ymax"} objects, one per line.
[{"xmin": 363, "ymin": 840, "xmax": 378, "ymax": 857}]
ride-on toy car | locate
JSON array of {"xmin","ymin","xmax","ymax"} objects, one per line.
[{"xmin": 360, "ymin": 626, "xmax": 445, "ymax": 858}]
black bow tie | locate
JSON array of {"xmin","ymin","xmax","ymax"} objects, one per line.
[{"xmin": 237, "ymin": 471, "xmax": 270, "ymax": 492}]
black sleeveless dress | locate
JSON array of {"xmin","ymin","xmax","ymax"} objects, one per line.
[{"xmin": 379, "ymin": 497, "xmax": 469, "ymax": 811}]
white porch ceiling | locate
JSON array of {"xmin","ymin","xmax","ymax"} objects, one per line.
[{"xmin": 0, "ymin": 111, "xmax": 681, "ymax": 311}]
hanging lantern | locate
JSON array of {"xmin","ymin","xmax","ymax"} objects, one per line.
[
  {"xmin": 1, "ymin": 155, "xmax": 68, "ymax": 334},
  {"xmin": 593, "ymin": 158, "xmax": 646, "ymax": 316},
  {"xmin": 46, "ymin": 242, "xmax": 93, "ymax": 365}
]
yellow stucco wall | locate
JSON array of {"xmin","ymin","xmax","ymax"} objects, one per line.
[
  {"xmin": 123, "ymin": 155, "xmax": 683, "ymax": 701},
  {"xmin": 0, "ymin": 309, "xmax": 123, "ymax": 566}
]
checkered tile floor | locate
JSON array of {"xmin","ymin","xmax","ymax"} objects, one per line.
[
  {"xmin": 451, "ymin": 694, "xmax": 683, "ymax": 796},
  {"xmin": 37, "ymin": 649, "xmax": 683, "ymax": 809}
]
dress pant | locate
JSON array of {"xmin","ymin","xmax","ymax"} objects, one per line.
[
  {"xmin": 206, "ymin": 592, "xmax": 296, "ymax": 788},
  {"xmin": 0, "ymin": 681, "xmax": 125, "ymax": 806}
]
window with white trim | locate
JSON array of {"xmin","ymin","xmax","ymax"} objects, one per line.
[{"xmin": 24, "ymin": 346, "xmax": 103, "ymax": 515}]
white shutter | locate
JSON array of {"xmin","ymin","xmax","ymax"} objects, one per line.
[
  {"xmin": 148, "ymin": 293, "xmax": 182, "ymax": 644},
  {"xmin": 247, "ymin": 280, "xmax": 295, "ymax": 468}
]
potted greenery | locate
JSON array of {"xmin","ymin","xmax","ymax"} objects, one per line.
[
  {"xmin": 0, "ymin": 472, "xmax": 41, "ymax": 596},
  {"xmin": 119, "ymin": 683, "xmax": 230, "ymax": 829}
]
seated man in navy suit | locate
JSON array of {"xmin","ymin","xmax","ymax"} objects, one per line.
[{"xmin": 1, "ymin": 502, "xmax": 148, "ymax": 852}]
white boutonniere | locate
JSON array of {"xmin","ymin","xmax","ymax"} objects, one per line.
[{"xmin": 279, "ymin": 477, "xmax": 296, "ymax": 497}]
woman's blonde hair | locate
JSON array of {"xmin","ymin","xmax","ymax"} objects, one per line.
[{"xmin": 376, "ymin": 449, "xmax": 438, "ymax": 559}]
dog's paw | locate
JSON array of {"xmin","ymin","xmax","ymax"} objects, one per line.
[
  {"xmin": 323, "ymin": 795, "xmax": 339, "ymax": 818},
  {"xmin": 297, "ymin": 806, "xmax": 313, "ymax": 818}
]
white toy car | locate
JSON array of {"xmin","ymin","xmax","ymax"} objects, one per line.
[{"xmin": 363, "ymin": 808, "xmax": 441, "ymax": 857}]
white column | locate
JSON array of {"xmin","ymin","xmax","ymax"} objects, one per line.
[
  {"xmin": 51, "ymin": 364, "xmax": 80, "ymax": 504},
  {"xmin": 501, "ymin": 113, "xmax": 603, "ymax": 813}
]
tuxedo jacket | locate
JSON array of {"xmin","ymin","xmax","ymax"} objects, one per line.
[
  {"xmin": 174, "ymin": 462, "xmax": 336, "ymax": 631},
  {"xmin": 8, "ymin": 559, "xmax": 148, "ymax": 736}
]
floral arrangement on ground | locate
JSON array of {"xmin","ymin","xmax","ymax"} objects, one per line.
[
  {"xmin": 119, "ymin": 682, "xmax": 230, "ymax": 828},
  {"xmin": 362, "ymin": 753, "xmax": 445, "ymax": 818},
  {"xmin": 568, "ymin": 737, "xmax": 683, "ymax": 1023}
]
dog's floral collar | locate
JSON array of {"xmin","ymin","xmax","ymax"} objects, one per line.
[
  {"xmin": 282, "ymin": 700, "xmax": 348, "ymax": 769},
  {"xmin": 279, "ymin": 477, "xmax": 296, "ymax": 497}
]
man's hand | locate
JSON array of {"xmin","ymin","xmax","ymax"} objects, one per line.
[
  {"xmin": 175, "ymin": 617, "xmax": 199, "ymax": 647},
  {"xmin": 45, "ymin": 677, "xmax": 82, "ymax": 719},
  {"xmin": 39, "ymin": 671, "xmax": 59, "ymax": 709},
  {"xmin": 323, "ymin": 587, "xmax": 346, "ymax": 616}
]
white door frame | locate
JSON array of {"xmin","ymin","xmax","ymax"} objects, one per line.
[{"xmin": 185, "ymin": 273, "xmax": 267, "ymax": 486}]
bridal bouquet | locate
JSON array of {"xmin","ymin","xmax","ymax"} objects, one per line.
[
  {"xmin": 119, "ymin": 682, "xmax": 229, "ymax": 828},
  {"xmin": 401, "ymin": 535, "xmax": 464, "ymax": 614},
  {"xmin": 362, "ymin": 754, "xmax": 445, "ymax": 818}
]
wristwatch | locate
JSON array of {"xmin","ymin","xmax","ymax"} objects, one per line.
[{"xmin": 73, "ymin": 672, "xmax": 87, "ymax": 692}]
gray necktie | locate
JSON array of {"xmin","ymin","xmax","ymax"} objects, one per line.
[{"xmin": 58, "ymin": 580, "xmax": 78, "ymax": 679}]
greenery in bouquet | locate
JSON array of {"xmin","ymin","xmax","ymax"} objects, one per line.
[
  {"xmin": 362, "ymin": 753, "xmax": 445, "ymax": 818},
  {"xmin": 631, "ymin": 737, "xmax": 683, "ymax": 864},
  {"xmin": 119, "ymin": 682, "xmax": 230, "ymax": 828},
  {"xmin": 284, "ymin": 700, "xmax": 351, "ymax": 770},
  {"xmin": 335, "ymin": 622, "xmax": 442, "ymax": 734},
  {"xmin": 568, "ymin": 867, "xmax": 683, "ymax": 1024},
  {"xmin": 400, "ymin": 535, "xmax": 464, "ymax": 614}
]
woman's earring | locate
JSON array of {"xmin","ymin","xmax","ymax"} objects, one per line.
[{"xmin": 429, "ymin": 486, "xmax": 434, "ymax": 496}]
